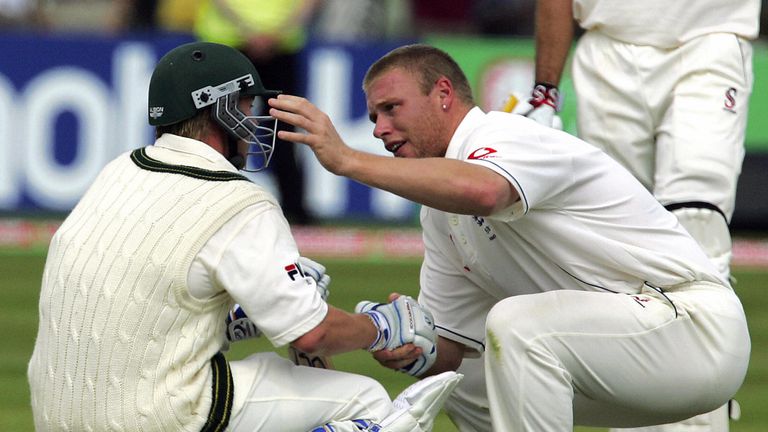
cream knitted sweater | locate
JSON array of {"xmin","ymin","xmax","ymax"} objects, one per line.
[{"xmin": 28, "ymin": 147, "xmax": 275, "ymax": 431}]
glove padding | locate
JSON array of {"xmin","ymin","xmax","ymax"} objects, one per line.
[
  {"xmin": 226, "ymin": 256, "xmax": 331, "ymax": 342},
  {"xmin": 226, "ymin": 304, "xmax": 261, "ymax": 342},
  {"xmin": 356, "ymin": 296, "xmax": 438, "ymax": 376},
  {"xmin": 501, "ymin": 83, "xmax": 563, "ymax": 130},
  {"xmin": 297, "ymin": 256, "xmax": 330, "ymax": 301}
]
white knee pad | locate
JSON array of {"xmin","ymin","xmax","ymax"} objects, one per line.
[{"xmin": 671, "ymin": 206, "xmax": 732, "ymax": 280}]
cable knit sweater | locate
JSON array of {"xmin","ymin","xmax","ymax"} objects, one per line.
[{"xmin": 28, "ymin": 146, "xmax": 275, "ymax": 431}]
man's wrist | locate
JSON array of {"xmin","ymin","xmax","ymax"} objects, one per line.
[
  {"xmin": 534, "ymin": 81, "xmax": 559, "ymax": 89},
  {"xmin": 530, "ymin": 82, "xmax": 561, "ymax": 110},
  {"xmin": 362, "ymin": 310, "xmax": 388, "ymax": 351}
]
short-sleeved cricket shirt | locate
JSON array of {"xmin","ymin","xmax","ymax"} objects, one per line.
[{"xmin": 418, "ymin": 108, "xmax": 726, "ymax": 352}]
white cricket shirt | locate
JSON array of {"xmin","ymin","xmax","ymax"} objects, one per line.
[
  {"xmin": 418, "ymin": 108, "xmax": 726, "ymax": 352},
  {"xmin": 573, "ymin": 0, "xmax": 761, "ymax": 47},
  {"xmin": 150, "ymin": 135, "xmax": 328, "ymax": 348}
]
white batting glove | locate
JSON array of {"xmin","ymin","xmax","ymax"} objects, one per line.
[
  {"xmin": 356, "ymin": 296, "xmax": 438, "ymax": 376},
  {"xmin": 297, "ymin": 256, "xmax": 330, "ymax": 301},
  {"xmin": 502, "ymin": 83, "xmax": 563, "ymax": 130}
]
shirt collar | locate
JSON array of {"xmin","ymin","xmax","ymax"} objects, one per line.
[
  {"xmin": 445, "ymin": 107, "xmax": 485, "ymax": 160},
  {"xmin": 150, "ymin": 133, "xmax": 239, "ymax": 173}
]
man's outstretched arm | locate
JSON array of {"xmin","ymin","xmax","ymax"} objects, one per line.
[{"xmin": 268, "ymin": 95, "xmax": 519, "ymax": 216}]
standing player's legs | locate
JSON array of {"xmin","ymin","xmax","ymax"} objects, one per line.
[
  {"xmin": 483, "ymin": 286, "xmax": 749, "ymax": 432},
  {"xmin": 653, "ymin": 33, "xmax": 753, "ymax": 281},
  {"xmin": 571, "ymin": 30, "xmax": 657, "ymax": 191},
  {"xmin": 576, "ymin": 31, "xmax": 752, "ymax": 283},
  {"xmin": 228, "ymin": 352, "xmax": 393, "ymax": 431}
]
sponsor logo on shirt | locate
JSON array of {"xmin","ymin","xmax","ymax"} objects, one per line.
[
  {"xmin": 472, "ymin": 216, "xmax": 497, "ymax": 241},
  {"xmin": 468, "ymin": 147, "xmax": 498, "ymax": 160},
  {"xmin": 285, "ymin": 263, "xmax": 306, "ymax": 281}
]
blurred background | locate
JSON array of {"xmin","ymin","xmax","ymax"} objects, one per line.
[{"xmin": 1, "ymin": 0, "xmax": 767, "ymax": 430}]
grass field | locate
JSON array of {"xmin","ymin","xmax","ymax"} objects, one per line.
[{"xmin": 1, "ymin": 250, "xmax": 766, "ymax": 431}]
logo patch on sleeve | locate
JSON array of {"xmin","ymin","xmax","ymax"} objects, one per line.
[
  {"xmin": 468, "ymin": 147, "xmax": 498, "ymax": 160},
  {"xmin": 285, "ymin": 263, "xmax": 305, "ymax": 281}
]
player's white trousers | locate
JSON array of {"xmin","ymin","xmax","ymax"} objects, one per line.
[
  {"xmin": 483, "ymin": 282, "xmax": 749, "ymax": 431},
  {"xmin": 227, "ymin": 353, "xmax": 393, "ymax": 431},
  {"xmin": 572, "ymin": 31, "xmax": 753, "ymax": 221}
]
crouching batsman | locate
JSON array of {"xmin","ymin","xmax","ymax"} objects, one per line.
[
  {"xmin": 268, "ymin": 43, "xmax": 751, "ymax": 431},
  {"xmin": 27, "ymin": 41, "xmax": 460, "ymax": 432}
]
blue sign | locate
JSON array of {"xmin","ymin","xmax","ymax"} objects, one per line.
[
  {"xmin": 0, "ymin": 32, "xmax": 419, "ymax": 221},
  {"xmin": 0, "ymin": 32, "xmax": 191, "ymax": 211}
]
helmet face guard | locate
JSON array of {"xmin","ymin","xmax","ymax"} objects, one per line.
[
  {"xmin": 148, "ymin": 42, "xmax": 281, "ymax": 171},
  {"xmin": 212, "ymin": 91, "xmax": 278, "ymax": 172}
]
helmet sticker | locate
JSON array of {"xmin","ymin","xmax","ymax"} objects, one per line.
[
  {"xmin": 149, "ymin": 106, "xmax": 164, "ymax": 120},
  {"xmin": 191, "ymin": 74, "xmax": 255, "ymax": 109}
]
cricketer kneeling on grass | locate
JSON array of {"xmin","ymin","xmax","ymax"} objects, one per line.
[
  {"xmin": 26, "ymin": 41, "xmax": 462, "ymax": 432},
  {"xmin": 269, "ymin": 44, "xmax": 751, "ymax": 431}
]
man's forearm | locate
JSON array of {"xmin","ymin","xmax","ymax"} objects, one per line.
[
  {"xmin": 534, "ymin": 0, "xmax": 576, "ymax": 86},
  {"xmin": 292, "ymin": 307, "xmax": 377, "ymax": 357},
  {"xmin": 342, "ymin": 151, "xmax": 518, "ymax": 216}
]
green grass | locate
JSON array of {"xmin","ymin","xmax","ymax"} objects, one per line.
[{"xmin": 2, "ymin": 250, "xmax": 766, "ymax": 431}]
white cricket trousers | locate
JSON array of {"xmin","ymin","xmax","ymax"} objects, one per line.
[
  {"xmin": 483, "ymin": 282, "xmax": 750, "ymax": 431},
  {"xmin": 572, "ymin": 31, "xmax": 753, "ymax": 221},
  {"xmin": 227, "ymin": 352, "xmax": 393, "ymax": 431}
]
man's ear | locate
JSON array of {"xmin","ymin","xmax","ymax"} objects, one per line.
[{"xmin": 434, "ymin": 76, "xmax": 454, "ymax": 109}]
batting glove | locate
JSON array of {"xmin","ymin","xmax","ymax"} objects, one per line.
[
  {"xmin": 297, "ymin": 256, "xmax": 330, "ymax": 301},
  {"xmin": 309, "ymin": 419, "xmax": 382, "ymax": 432},
  {"xmin": 226, "ymin": 304, "xmax": 262, "ymax": 342},
  {"xmin": 356, "ymin": 296, "xmax": 438, "ymax": 376},
  {"xmin": 502, "ymin": 83, "xmax": 563, "ymax": 130}
]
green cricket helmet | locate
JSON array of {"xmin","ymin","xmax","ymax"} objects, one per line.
[{"xmin": 148, "ymin": 41, "xmax": 281, "ymax": 171}]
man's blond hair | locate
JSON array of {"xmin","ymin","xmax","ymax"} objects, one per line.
[
  {"xmin": 363, "ymin": 44, "xmax": 474, "ymax": 105},
  {"xmin": 155, "ymin": 108, "xmax": 212, "ymax": 139}
]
